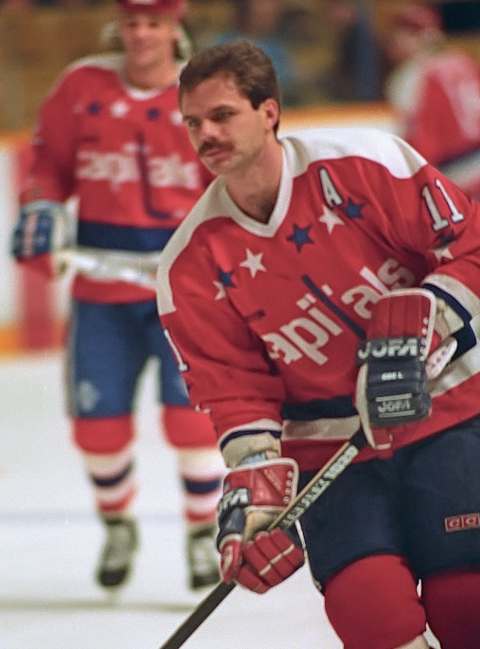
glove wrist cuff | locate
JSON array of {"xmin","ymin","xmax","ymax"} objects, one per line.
[{"xmin": 221, "ymin": 428, "xmax": 281, "ymax": 468}]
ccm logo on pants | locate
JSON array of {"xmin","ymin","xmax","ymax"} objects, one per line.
[{"xmin": 444, "ymin": 513, "xmax": 480, "ymax": 532}]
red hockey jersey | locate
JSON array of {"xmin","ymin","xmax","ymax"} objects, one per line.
[
  {"xmin": 21, "ymin": 53, "xmax": 211, "ymax": 303},
  {"xmin": 386, "ymin": 50, "xmax": 480, "ymax": 198},
  {"xmin": 157, "ymin": 129, "xmax": 480, "ymax": 470}
]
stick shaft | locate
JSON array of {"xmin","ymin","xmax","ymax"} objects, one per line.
[
  {"xmin": 158, "ymin": 429, "xmax": 366, "ymax": 649},
  {"xmin": 158, "ymin": 582, "xmax": 235, "ymax": 649},
  {"xmin": 55, "ymin": 247, "xmax": 161, "ymax": 289},
  {"xmin": 275, "ymin": 429, "xmax": 365, "ymax": 530}
]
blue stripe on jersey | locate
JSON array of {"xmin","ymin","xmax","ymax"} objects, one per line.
[
  {"xmin": 282, "ymin": 395, "xmax": 357, "ymax": 420},
  {"xmin": 302, "ymin": 274, "xmax": 366, "ymax": 339},
  {"xmin": 423, "ymin": 282, "xmax": 476, "ymax": 359},
  {"xmin": 423, "ymin": 282, "xmax": 472, "ymax": 324},
  {"xmin": 219, "ymin": 428, "xmax": 282, "ymax": 452},
  {"xmin": 452, "ymin": 326, "xmax": 478, "ymax": 359},
  {"xmin": 90, "ymin": 461, "xmax": 133, "ymax": 488},
  {"xmin": 77, "ymin": 221, "xmax": 176, "ymax": 252},
  {"xmin": 182, "ymin": 477, "xmax": 222, "ymax": 495}
]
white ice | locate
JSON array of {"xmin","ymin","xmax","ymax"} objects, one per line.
[{"xmin": 0, "ymin": 353, "xmax": 440, "ymax": 649}]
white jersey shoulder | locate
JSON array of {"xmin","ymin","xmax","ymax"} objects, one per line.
[
  {"xmin": 282, "ymin": 127, "xmax": 427, "ymax": 179},
  {"xmin": 66, "ymin": 52, "xmax": 125, "ymax": 76},
  {"xmin": 385, "ymin": 55, "xmax": 429, "ymax": 115},
  {"xmin": 62, "ymin": 52, "xmax": 179, "ymax": 101},
  {"xmin": 45, "ymin": 53, "xmax": 124, "ymax": 99},
  {"xmin": 47, "ymin": 53, "xmax": 125, "ymax": 98}
]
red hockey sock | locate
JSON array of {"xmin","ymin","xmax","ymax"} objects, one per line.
[
  {"xmin": 422, "ymin": 568, "xmax": 480, "ymax": 649},
  {"xmin": 324, "ymin": 554, "xmax": 426, "ymax": 649},
  {"xmin": 73, "ymin": 415, "xmax": 136, "ymax": 515}
]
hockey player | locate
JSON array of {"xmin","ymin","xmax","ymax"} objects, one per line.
[
  {"xmin": 157, "ymin": 41, "xmax": 480, "ymax": 648},
  {"xmin": 10, "ymin": 0, "xmax": 224, "ymax": 591},
  {"xmin": 385, "ymin": 3, "xmax": 480, "ymax": 199}
]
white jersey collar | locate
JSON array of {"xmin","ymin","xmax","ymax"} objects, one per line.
[{"xmin": 218, "ymin": 141, "xmax": 293, "ymax": 238}]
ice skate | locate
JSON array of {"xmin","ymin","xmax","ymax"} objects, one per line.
[
  {"xmin": 96, "ymin": 516, "xmax": 138, "ymax": 589},
  {"xmin": 186, "ymin": 523, "xmax": 220, "ymax": 590}
]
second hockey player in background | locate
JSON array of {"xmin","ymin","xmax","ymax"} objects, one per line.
[{"xmin": 11, "ymin": 0, "xmax": 224, "ymax": 592}]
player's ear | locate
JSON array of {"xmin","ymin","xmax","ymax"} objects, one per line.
[{"xmin": 262, "ymin": 98, "xmax": 280, "ymax": 132}]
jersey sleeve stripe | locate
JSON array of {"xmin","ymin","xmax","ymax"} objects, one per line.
[
  {"xmin": 422, "ymin": 274, "xmax": 480, "ymax": 319},
  {"xmin": 423, "ymin": 281, "xmax": 473, "ymax": 324},
  {"xmin": 219, "ymin": 427, "xmax": 282, "ymax": 451}
]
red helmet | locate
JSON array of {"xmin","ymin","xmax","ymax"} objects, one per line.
[
  {"xmin": 116, "ymin": 0, "xmax": 186, "ymax": 18},
  {"xmin": 390, "ymin": 3, "xmax": 441, "ymax": 33}
]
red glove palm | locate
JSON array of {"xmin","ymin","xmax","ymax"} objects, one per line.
[{"xmin": 217, "ymin": 458, "xmax": 305, "ymax": 593}]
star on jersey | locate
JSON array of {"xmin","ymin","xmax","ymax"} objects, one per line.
[
  {"xmin": 170, "ymin": 110, "xmax": 183, "ymax": 126},
  {"xmin": 110, "ymin": 100, "xmax": 130, "ymax": 118},
  {"xmin": 87, "ymin": 101, "xmax": 102, "ymax": 115},
  {"xmin": 343, "ymin": 198, "xmax": 364, "ymax": 219},
  {"xmin": 218, "ymin": 269, "xmax": 236, "ymax": 287},
  {"xmin": 439, "ymin": 231, "xmax": 456, "ymax": 246},
  {"xmin": 432, "ymin": 245, "xmax": 454, "ymax": 261},
  {"xmin": 124, "ymin": 142, "xmax": 139, "ymax": 155},
  {"xmin": 240, "ymin": 249, "xmax": 266, "ymax": 278},
  {"xmin": 318, "ymin": 205, "xmax": 344, "ymax": 234},
  {"xmin": 213, "ymin": 281, "xmax": 226, "ymax": 300},
  {"xmin": 147, "ymin": 107, "xmax": 161, "ymax": 120},
  {"xmin": 287, "ymin": 224, "xmax": 314, "ymax": 252},
  {"xmin": 213, "ymin": 269, "xmax": 236, "ymax": 300}
]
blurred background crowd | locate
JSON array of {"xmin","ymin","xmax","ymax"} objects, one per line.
[{"xmin": 1, "ymin": 0, "xmax": 480, "ymax": 131}]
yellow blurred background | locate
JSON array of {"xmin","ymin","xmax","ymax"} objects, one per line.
[{"xmin": 2, "ymin": 0, "xmax": 480, "ymax": 131}]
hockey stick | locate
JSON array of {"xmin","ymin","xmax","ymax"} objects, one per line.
[
  {"xmin": 55, "ymin": 246, "xmax": 162, "ymax": 289},
  {"xmin": 158, "ymin": 428, "xmax": 367, "ymax": 649}
]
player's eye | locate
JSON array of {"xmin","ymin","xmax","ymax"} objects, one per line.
[
  {"xmin": 212, "ymin": 110, "xmax": 234, "ymax": 122},
  {"xmin": 184, "ymin": 118, "xmax": 200, "ymax": 130}
]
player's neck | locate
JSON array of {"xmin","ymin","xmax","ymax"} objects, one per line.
[
  {"xmin": 124, "ymin": 59, "xmax": 178, "ymax": 91},
  {"xmin": 226, "ymin": 139, "xmax": 283, "ymax": 224}
]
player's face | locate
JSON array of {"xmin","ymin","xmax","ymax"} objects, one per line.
[
  {"xmin": 181, "ymin": 74, "xmax": 278, "ymax": 176},
  {"xmin": 119, "ymin": 11, "xmax": 177, "ymax": 69}
]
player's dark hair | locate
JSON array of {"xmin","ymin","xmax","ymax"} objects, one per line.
[{"xmin": 179, "ymin": 40, "xmax": 282, "ymax": 132}]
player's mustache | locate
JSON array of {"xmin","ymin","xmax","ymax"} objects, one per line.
[{"xmin": 199, "ymin": 140, "xmax": 230, "ymax": 156}]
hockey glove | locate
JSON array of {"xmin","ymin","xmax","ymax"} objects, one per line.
[
  {"xmin": 355, "ymin": 288, "xmax": 457, "ymax": 450},
  {"xmin": 217, "ymin": 457, "xmax": 305, "ymax": 593},
  {"xmin": 11, "ymin": 200, "xmax": 70, "ymax": 277}
]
